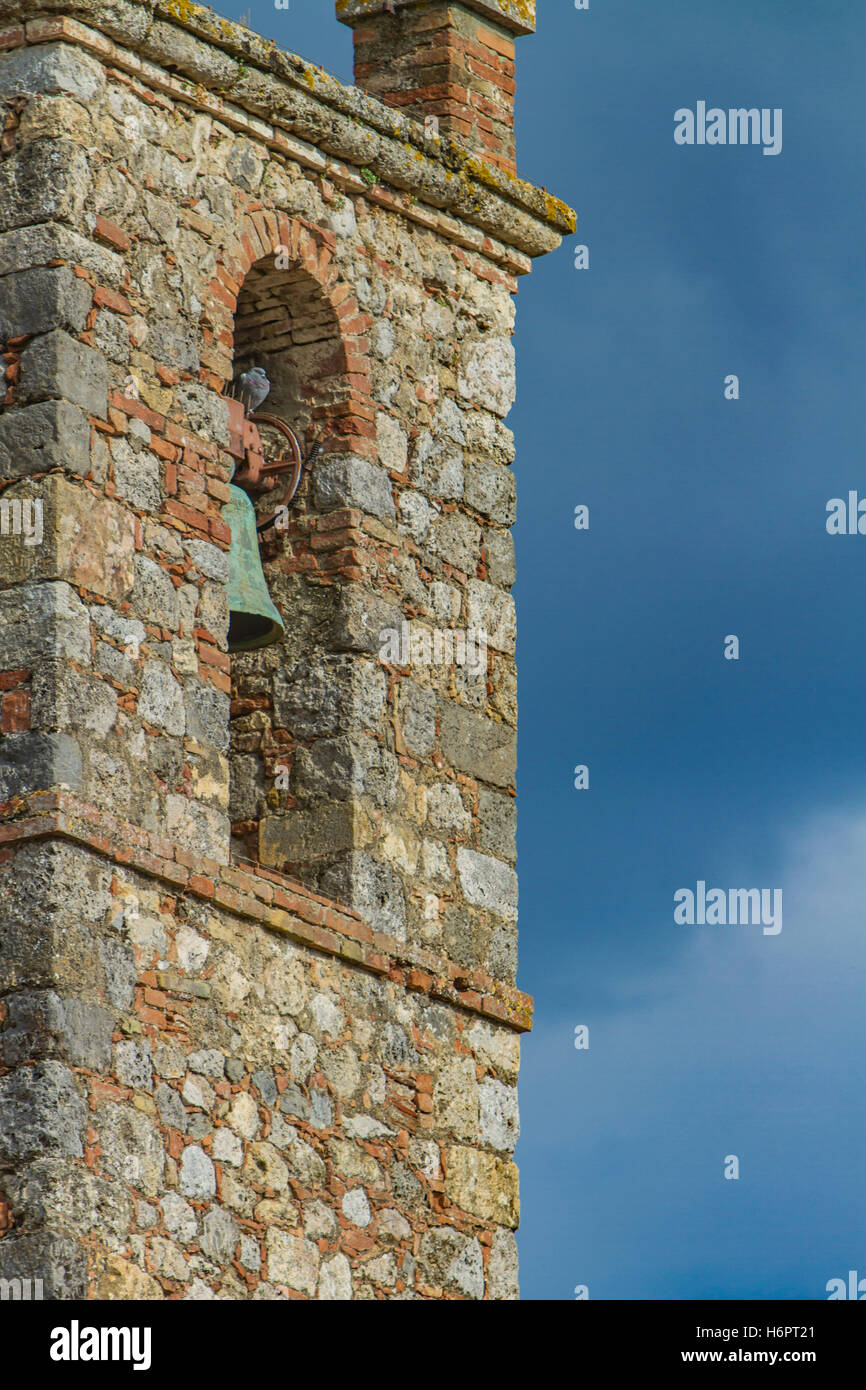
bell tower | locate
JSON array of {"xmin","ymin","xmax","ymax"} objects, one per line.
[{"xmin": 0, "ymin": 0, "xmax": 573, "ymax": 1300}]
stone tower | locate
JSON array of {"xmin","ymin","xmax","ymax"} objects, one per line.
[{"xmin": 0, "ymin": 0, "xmax": 573, "ymax": 1299}]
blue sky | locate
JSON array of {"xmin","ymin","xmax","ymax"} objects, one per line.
[{"xmin": 220, "ymin": 1, "xmax": 866, "ymax": 1300}]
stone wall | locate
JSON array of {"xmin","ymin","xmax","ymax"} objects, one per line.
[
  {"xmin": 0, "ymin": 829, "xmax": 526, "ymax": 1298},
  {"xmin": 0, "ymin": 0, "xmax": 573, "ymax": 1299}
]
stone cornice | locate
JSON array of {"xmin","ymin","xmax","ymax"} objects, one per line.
[
  {"xmin": 0, "ymin": 791, "xmax": 534, "ymax": 1033},
  {"xmin": 0, "ymin": 0, "xmax": 575, "ymax": 260}
]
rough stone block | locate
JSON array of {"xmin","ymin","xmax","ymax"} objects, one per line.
[
  {"xmin": 200, "ymin": 1208, "xmax": 239, "ymax": 1264},
  {"xmin": 111, "ymin": 438, "xmax": 161, "ymax": 512},
  {"xmin": 0, "ymin": 42, "xmax": 105, "ymax": 101},
  {"xmin": 0, "ymin": 990, "xmax": 113, "ymax": 1070},
  {"xmin": 114, "ymin": 1039, "xmax": 153, "ymax": 1092},
  {"xmin": 426, "ymin": 780, "xmax": 471, "ymax": 833},
  {"xmin": 1, "ymin": 477, "xmax": 136, "ymax": 600},
  {"xmin": 433, "ymin": 1057, "xmax": 479, "ymax": 1141},
  {"xmin": 0, "ymin": 400, "xmax": 91, "ymax": 480},
  {"xmin": 139, "ymin": 660, "xmax": 185, "ymax": 737},
  {"xmin": 466, "ymin": 578, "xmax": 515, "ymax": 654},
  {"xmin": 466, "ymin": 1019, "xmax": 520, "ymax": 1085},
  {"xmin": 457, "ymin": 847, "xmax": 518, "ymax": 921},
  {"xmin": 465, "ymin": 459, "xmax": 516, "ymax": 525},
  {"xmin": 228, "ymin": 752, "xmax": 266, "ymax": 822},
  {"xmin": 411, "ymin": 432, "xmax": 464, "ymax": 500},
  {"xmin": 0, "ymin": 140, "xmax": 91, "ymax": 233},
  {"xmin": 184, "ymin": 538, "xmax": 230, "ymax": 584},
  {"xmin": 185, "ymin": 679, "xmax": 230, "ymax": 752},
  {"xmin": 92, "ymin": 1253, "xmax": 163, "ymax": 1301},
  {"xmin": 93, "ymin": 1105, "xmax": 165, "ymax": 1199},
  {"xmin": 259, "ymin": 802, "xmax": 365, "ymax": 866},
  {"xmin": 267, "ymin": 1229, "xmax": 319, "ymax": 1295},
  {"xmin": 0, "ymin": 731, "xmax": 82, "ymax": 801},
  {"xmin": 439, "ymin": 701, "xmax": 516, "ymax": 788},
  {"xmin": 179, "ymin": 1145, "xmax": 215, "ymax": 1200},
  {"xmin": 273, "ymin": 655, "xmax": 385, "ymax": 735},
  {"xmin": 444, "ymin": 1146, "xmax": 519, "ymax": 1227},
  {"xmin": 478, "ymin": 1078, "xmax": 520, "ymax": 1152},
  {"xmin": 376, "ymin": 411, "xmax": 408, "ymax": 473},
  {"xmin": 317, "ymin": 1252, "xmax": 352, "ymax": 1300},
  {"xmin": 487, "ymin": 1228, "xmax": 519, "ymax": 1300},
  {"xmin": 314, "ymin": 454, "xmax": 396, "ymax": 520},
  {"xmin": 432, "ymin": 511, "xmax": 481, "ymax": 574},
  {"xmin": 325, "ymin": 587, "xmax": 399, "ymax": 658},
  {"xmin": 320, "ymin": 850, "xmax": 407, "ymax": 938},
  {"xmin": 397, "ymin": 679, "xmax": 436, "ymax": 757},
  {"xmin": 17, "ymin": 328, "xmax": 108, "ymax": 414},
  {"xmin": 416, "ymin": 1227, "xmax": 484, "ymax": 1299},
  {"xmin": 0, "ymin": 581, "xmax": 90, "ymax": 668},
  {"xmin": 0, "ymin": 1232, "xmax": 87, "ymax": 1300},
  {"xmin": 0, "ymin": 222, "xmax": 123, "ymax": 286},
  {"xmin": 477, "ymin": 785, "xmax": 516, "ymax": 863},
  {"xmin": 483, "ymin": 527, "xmax": 515, "ymax": 589},
  {"xmin": 458, "ymin": 338, "xmax": 516, "ymax": 417},
  {"xmin": 0, "ymin": 1061, "xmax": 86, "ymax": 1162},
  {"xmin": 0, "ymin": 265, "xmax": 92, "ymax": 338}
]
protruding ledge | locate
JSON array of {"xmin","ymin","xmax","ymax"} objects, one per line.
[
  {"xmin": 336, "ymin": 0, "xmax": 537, "ymax": 37},
  {"xmin": 0, "ymin": 791, "xmax": 534, "ymax": 1033},
  {"xmin": 0, "ymin": 0, "xmax": 575, "ymax": 256}
]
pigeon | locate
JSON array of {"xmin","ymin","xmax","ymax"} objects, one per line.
[{"xmin": 233, "ymin": 366, "xmax": 270, "ymax": 415}]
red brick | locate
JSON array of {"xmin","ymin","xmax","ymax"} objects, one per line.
[
  {"xmin": 109, "ymin": 392, "xmax": 165, "ymax": 433},
  {"xmin": 94, "ymin": 215, "xmax": 131, "ymax": 252},
  {"xmin": 93, "ymin": 285, "xmax": 133, "ymax": 315},
  {"xmin": 198, "ymin": 644, "xmax": 230, "ymax": 672},
  {"xmin": 477, "ymin": 24, "xmax": 515, "ymax": 59},
  {"xmin": 165, "ymin": 500, "xmax": 207, "ymax": 528},
  {"xmin": 201, "ymin": 665, "xmax": 231, "ymax": 693},
  {"xmin": 137, "ymin": 1006, "xmax": 168, "ymax": 1027},
  {"xmin": 406, "ymin": 968, "xmax": 433, "ymax": 993},
  {"xmin": 208, "ymin": 277, "xmax": 236, "ymax": 311},
  {"xmin": 0, "ymin": 26, "xmax": 24, "ymax": 50},
  {"xmin": 0, "ymin": 668, "xmax": 28, "ymax": 690},
  {"xmin": 0, "ymin": 689, "xmax": 30, "ymax": 732},
  {"xmin": 208, "ymin": 517, "xmax": 231, "ymax": 544}
]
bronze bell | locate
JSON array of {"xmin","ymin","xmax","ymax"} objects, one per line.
[{"xmin": 222, "ymin": 483, "xmax": 285, "ymax": 652}]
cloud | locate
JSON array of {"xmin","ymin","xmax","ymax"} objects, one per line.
[{"xmin": 519, "ymin": 801, "xmax": 866, "ymax": 1298}]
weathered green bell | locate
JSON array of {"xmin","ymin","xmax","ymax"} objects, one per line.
[{"xmin": 222, "ymin": 483, "xmax": 285, "ymax": 652}]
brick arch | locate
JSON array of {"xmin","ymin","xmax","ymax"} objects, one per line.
[
  {"xmin": 210, "ymin": 212, "xmax": 374, "ymax": 460},
  {"xmin": 216, "ymin": 213, "xmax": 377, "ymax": 869}
]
